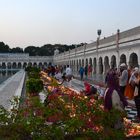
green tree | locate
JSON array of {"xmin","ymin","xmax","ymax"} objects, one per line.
[
  {"xmin": 0, "ymin": 42, "xmax": 10, "ymax": 53},
  {"xmin": 10, "ymin": 47, "xmax": 23, "ymax": 53},
  {"xmin": 24, "ymin": 46, "xmax": 40, "ymax": 56}
]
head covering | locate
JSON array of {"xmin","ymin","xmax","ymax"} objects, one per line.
[
  {"xmin": 134, "ymin": 67, "xmax": 139, "ymax": 72},
  {"xmin": 120, "ymin": 63, "xmax": 126, "ymax": 67},
  {"xmin": 104, "ymin": 69, "xmax": 128, "ymax": 110}
]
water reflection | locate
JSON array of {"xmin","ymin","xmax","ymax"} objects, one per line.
[
  {"xmin": 0, "ymin": 70, "xmax": 18, "ymax": 84},
  {"xmin": 2, "ymin": 71, "xmax": 6, "ymax": 76}
]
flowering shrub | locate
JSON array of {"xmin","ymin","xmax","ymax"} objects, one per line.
[
  {"xmin": 0, "ymin": 92, "xmax": 126, "ymax": 139},
  {"xmin": 0, "ymin": 72, "xmax": 137, "ymax": 139},
  {"xmin": 26, "ymin": 66, "xmax": 43, "ymax": 96}
]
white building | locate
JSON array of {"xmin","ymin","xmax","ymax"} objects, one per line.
[{"xmin": 53, "ymin": 26, "xmax": 140, "ymax": 74}]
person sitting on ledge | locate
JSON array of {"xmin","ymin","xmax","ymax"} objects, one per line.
[{"xmin": 81, "ymin": 81, "xmax": 97, "ymax": 97}]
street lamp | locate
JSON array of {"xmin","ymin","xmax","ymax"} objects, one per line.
[
  {"xmin": 97, "ymin": 29, "xmax": 102, "ymax": 52},
  {"xmin": 96, "ymin": 29, "xmax": 101, "ymax": 74},
  {"xmin": 69, "ymin": 48, "xmax": 70, "ymax": 65},
  {"xmin": 75, "ymin": 45, "xmax": 77, "ymax": 74},
  {"xmin": 97, "ymin": 29, "xmax": 101, "ymax": 37},
  {"xmin": 84, "ymin": 43, "xmax": 87, "ymax": 66},
  {"xmin": 116, "ymin": 29, "xmax": 120, "ymax": 66}
]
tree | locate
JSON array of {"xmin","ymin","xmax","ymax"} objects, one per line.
[
  {"xmin": 10, "ymin": 47, "xmax": 23, "ymax": 53},
  {"xmin": 0, "ymin": 42, "xmax": 10, "ymax": 53},
  {"xmin": 24, "ymin": 46, "xmax": 40, "ymax": 56}
]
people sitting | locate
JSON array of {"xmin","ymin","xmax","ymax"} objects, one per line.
[{"xmin": 82, "ymin": 81, "xmax": 97, "ymax": 97}]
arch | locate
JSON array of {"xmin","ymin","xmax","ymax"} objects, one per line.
[
  {"xmin": 44, "ymin": 62, "xmax": 47, "ymax": 67},
  {"xmin": 23, "ymin": 62, "xmax": 27, "ymax": 68},
  {"xmin": 86, "ymin": 58, "xmax": 88, "ymax": 65},
  {"xmin": 129, "ymin": 53, "xmax": 138, "ymax": 68},
  {"xmin": 33, "ymin": 62, "xmax": 37, "ymax": 67},
  {"xmin": 2, "ymin": 62, "xmax": 6, "ymax": 69},
  {"xmin": 70, "ymin": 60, "xmax": 72, "ymax": 67},
  {"xmin": 79, "ymin": 59, "xmax": 81, "ymax": 67},
  {"xmin": 39, "ymin": 62, "xmax": 43, "ymax": 68},
  {"xmin": 12, "ymin": 62, "xmax": 17, "ymax": 69},
  {"xmin": 93, "ymin": 58, "xmax": 97, "ymax": 74},
  {"xmin": 73, "ymin": 60, "xmax": 75, "ymax": 66},
  {"xmin": 104, "ymin": 56, "xmax": 110, "ymax": 74},
  {"xmin": 7, "ymin": 62, "xmax": 12, "ymax": 69},
  {"xmin": 18, "ymin": 62, "xmax": 22, "ymax": 69},
  {"xmin": 77, "ymin": 59, "xmax": 79, "ymax": 71},
  {"xmin": 73, "ymin": 60, "xmax": 75, "ymax": 71},
  {"xmin": 28, "ymin": 62, "xmax": 32, "ymax": 67},
  {"xmin": 120, "ymin": 54, "xmax": 126, "ymax": 65},
  {"xmin": 82, "ymin": 59, "xmax": 84, "ymax": 66},
  {"xmin": 72, "ymin": 60, "xmax": 74, "ymax": 67},
  {"xmin": 98, "ymin": 57, "xmax": 103, "ymax": 74},
  {"xmin": 89, "ymin": 58, "xmax": 92, "ymax": 66},
  {"xmin": 110, "ymin": 55, "xmax": 116, "ymax": 69}
]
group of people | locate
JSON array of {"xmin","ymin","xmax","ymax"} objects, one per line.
[
  {"xmin": 46, "ymin": 63, "xmax": 73, "ymax": 86},
  {"xmin": 105, "ymin": 63, "xmax": 140, "ymax": 121},
  {"xmin": 46, "ymin": 62, "xmax": 140, "ymax": 122},
  {"xmin": 79, "ymin": 64, "xmax": 92, "ymax": 80}
]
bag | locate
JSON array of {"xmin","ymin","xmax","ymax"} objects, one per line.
[{"xmin": 134, "ymin": 86, "xmax": 138, "ymax": 97}]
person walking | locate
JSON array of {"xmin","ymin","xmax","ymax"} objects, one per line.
[
  {"xmin": 84, "ymin": 65, "xmax": 88, "ymax": 79},
  {"xmin": 88, "ymin": 64, "xmax": 92, "ymax": 77},
  {"xmin": 119, "ymin": 63, "xmax": 128, "ymax": 96},
  {"xmin": 134, "ymin": 71, "xmax": 140, "ymax": 121},
  {"xmin": 126, "ymin": 67, "xmax": 139, "ymax": 100},
  {"xmin": 66, "ymin": 65, "xmax": 73, "ymax": 87},
  {"xmin": 79, "ymin": 66, "xmax": 84, "ymax": 81},
  {"xmin": 104, "ymin": 69, "xmax": 128, "ymax": 111},
  {"xmin": 124, "ymin": 67, "xmax": 135, "ymax": 100},
  {"xmin": 104, "ymin": 69, "xmax": 128, "ymax": 129}
]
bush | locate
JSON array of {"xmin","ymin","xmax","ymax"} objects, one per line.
[
  {"xmin": 26, "ymin": 78, "xmax": 43, "ymax": 95},
  {"xmin": 26, "ymin": 66, "xmax": 40, "ymax": 79}
]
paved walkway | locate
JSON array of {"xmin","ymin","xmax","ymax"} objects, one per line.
[{"xmin": 0, "ymin": 70, "xmax": 25, "ymax": 110}]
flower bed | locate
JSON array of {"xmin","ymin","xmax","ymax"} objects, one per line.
[
  {"xmin": 40, "ymin": 71, "xmax": 140, "ymax": 139},
  {"xmin": 0, "ymin": 70, "xmax": 139, "ymax": 139}
]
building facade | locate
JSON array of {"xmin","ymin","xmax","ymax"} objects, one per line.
[
  {"xmin": 53, "ymin": 26, "xmax": 140, "ymax": 74},
  {"xmin": 0, "ymin": 26, "xmax": 140, "ymax": 74},
  {"xmin": 0, "ymin": 53, "xmax": 53, "ymax": 69}
]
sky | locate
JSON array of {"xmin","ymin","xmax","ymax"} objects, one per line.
[{"xmin": 0, "ymin": 0, "xmax": 140, "ymax": 48}]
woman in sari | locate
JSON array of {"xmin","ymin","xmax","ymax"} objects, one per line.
[
  {"xmin": 104, "ymin": 69, "xmax": 128, "ymax": 111},
  {"xmin": 104, "ymin": 69, "xmax": 128, "ymax": 129}
]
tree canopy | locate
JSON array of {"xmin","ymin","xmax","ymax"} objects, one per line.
[{"xmin": 0, "ymin": 42, "xmax": 84, "ymax": 56}]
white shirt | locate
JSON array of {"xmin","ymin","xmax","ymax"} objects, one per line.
[
  {"xmin": 55, "ymin": 72, "xmax": 62, "ymax": 80},
  {"xmin": 66, "ymin": 67, "xmax": 72, "ymax": 76},
  {"xmin": 119, "ymin": 70, "xmax": 128, "ymax": 86}
]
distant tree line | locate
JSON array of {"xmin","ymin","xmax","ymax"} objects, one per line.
[{"xmin": 0, "ymin": 42, "xmax": 85, "ymax": 56}]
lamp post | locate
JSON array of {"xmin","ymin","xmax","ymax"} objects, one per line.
[
  {"xmin": 97, "ymin": 29, "xmax": 101, "ymax": 49},
  {"xmin": 84, "ymin": 43, "xmax": 87, "ymax": 66},
  {"xmin": 116, "ymin": 29, "xmax": 120, "ymax": 67},
  {"xmin": 97, "ymin": 29, "xmax": 101, "ymax": 74},
  {"xmin": 69, "ymin": 48, "xmax": 70, "ymax": 66},
  {"xmin": 63, "ymin": 50, "xmax": 65, "ymax": 66},
  {"xmin": 75, "ymin": 45, "xmax": 77, "ymax": 74}
]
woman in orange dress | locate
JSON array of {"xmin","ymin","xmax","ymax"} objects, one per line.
[
  {"xmin": 125, "ymin": 67, "xmax": 139, "ymax": 100},
  {"xmin": 124, "ymin": 68, "xmax": 134, "ymax": 100}
]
